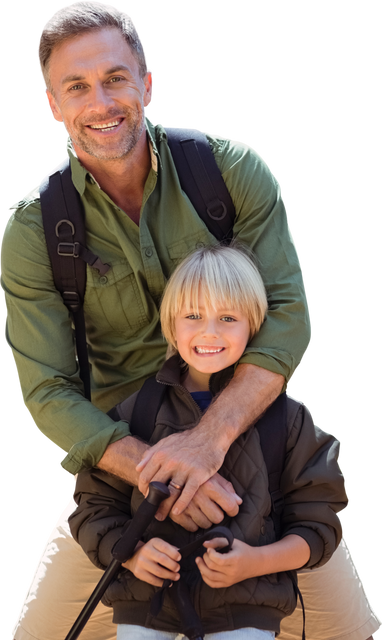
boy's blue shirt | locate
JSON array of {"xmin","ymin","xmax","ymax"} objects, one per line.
[{"xmin": 190, "ymin": 390, "xmax": 213, "ymax": 412}]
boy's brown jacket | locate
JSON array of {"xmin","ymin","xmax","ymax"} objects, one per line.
[{"xmin": 69, "ymin": 356, "xmax": 347, "ymax": 634}]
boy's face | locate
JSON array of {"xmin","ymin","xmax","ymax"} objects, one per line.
[{"xmin": 174, "ymin": 290, "xmax": 251, "ymax": 391}]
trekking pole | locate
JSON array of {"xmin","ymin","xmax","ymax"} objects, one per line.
[{"xmin": 65, "ymin": 481, "xmax": 170, "ymax": 640}]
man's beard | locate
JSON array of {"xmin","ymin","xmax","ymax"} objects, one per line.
[{"xmin": 69, "ymin": 105, "xmax": 145, "ymax": 161}]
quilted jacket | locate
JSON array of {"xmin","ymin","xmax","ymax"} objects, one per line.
[{"xmin": 69, "ymin": 356, "xmax": 347, "ymax": 634}]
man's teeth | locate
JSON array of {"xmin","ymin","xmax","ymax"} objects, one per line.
[
  {"xmin": 195, "ymin": 347, "xmax": 224, "ymax": 354},
  {"xmin": 89, "ymin": 120, "xmax": 120, "ymax": 130}
]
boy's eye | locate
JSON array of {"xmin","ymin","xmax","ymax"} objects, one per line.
[
  {"xmin": 186, "ymin": 313, "xmax": 201, "ymax": 320},
  {"xmin": 221, "ymin": 316, "xmax": 236, "ymax": 322}
]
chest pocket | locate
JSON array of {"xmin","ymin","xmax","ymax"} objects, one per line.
[
  {"xmin": 84, "ymin": 260, "xmax": 149, "ymax": 337},
  {"xmin": 166, "ymin": 230, "xmax": 216, "ymax": 268}
]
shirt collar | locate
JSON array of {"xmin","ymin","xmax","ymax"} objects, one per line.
[{"xmin": 67, "ymin": 117, "xmax": 162, "ymax": 196}]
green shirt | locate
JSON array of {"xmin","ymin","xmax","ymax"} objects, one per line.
[{"xmin": 1, "ymin": 120, "xmax": 310, "ymax": 474}]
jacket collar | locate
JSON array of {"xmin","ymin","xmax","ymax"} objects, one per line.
[{"xmin": 156, "ymin": 355, "xmax": 235, "ymax": 396}]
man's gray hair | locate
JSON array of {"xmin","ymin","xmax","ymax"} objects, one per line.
[{"xmin": 39, "ymin": 2, "xmax": 147, "ymax": 91}]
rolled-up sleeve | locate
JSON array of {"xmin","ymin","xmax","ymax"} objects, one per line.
[
  {"xmin": 213, "ymin": 137, "xmax": 310, "ymax": 383},
  {"xmin": 1, "ymin": 206, "xmax": 131, "ymax": 474}
]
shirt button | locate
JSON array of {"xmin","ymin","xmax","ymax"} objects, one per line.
[
  {"xmin": 260, "ymin": 525, "xmax": 266, "ymax": 536},
  {"xmin": 145, "ymin": 248, "xmax": 153, "ymax": 257},
  {"xmin": 196, "ymin": 242, "xmax": 205, "ymax": 249},
  {"xmin": 100, "ymin": 276, "xmax": 108, "ymax": 284}
]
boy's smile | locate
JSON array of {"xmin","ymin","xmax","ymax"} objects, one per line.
[{"xmin": 174, "ymin": 292, "xmax": 251, "ymax": 392}]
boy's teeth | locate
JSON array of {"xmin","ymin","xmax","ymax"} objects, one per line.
[{"xmin": 195, "ymin": 346, "xmax": 223, "ymax": 354}]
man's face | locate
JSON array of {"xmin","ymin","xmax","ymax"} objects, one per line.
[{"xmin": 47, "ymin": 27, "xmax": 152, "ymax": 162}]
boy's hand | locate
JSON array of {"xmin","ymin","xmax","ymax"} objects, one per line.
[
  {"xmin": 195, "ymin": 538, "xmax": 255, "ymax": 588},
  {"xmin": 122, "ymin": 538, "xmax": 181, "ymax": 587}
]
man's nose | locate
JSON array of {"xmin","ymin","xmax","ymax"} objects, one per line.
[{"xmin": 87, "ymin": 83, "xmax": 115, "ymax": 112}]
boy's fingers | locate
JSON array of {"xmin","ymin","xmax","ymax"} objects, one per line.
[
  {"xmin": 151, "ymin": 538, "xmax": 181, "ymax": 562},
  {"xmin": 203, "ymin": 537, "xmax": 230, "ymax": 550},
  {"xmin": 195, "ymin": 557, "xmax": 222, "ymax": 587}
]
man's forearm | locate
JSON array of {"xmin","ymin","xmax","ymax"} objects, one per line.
[
  {"xmin": 97, "ymin": 435, "xmax": 149, "ymax": 485},
  {"xmin": 136, "ymin": 363, "xmax": 284, "ymax": 515},
  {"xmin": 198, "ymin": 363, "xmax": 284, "ymax": 451}
]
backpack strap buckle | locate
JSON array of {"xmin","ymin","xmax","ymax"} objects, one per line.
[
  {"xmin": 207, "ymin": 198, "xmax": 227, "ymax": 221},
  {"xmin": 57, "ymin": 242, "xmax": 80, "ymax": 257},
  {"xmin": 270, "ymin": 489, "xmax": 284, "ymax": 514},
  {"xmin": 62, "ymin": 290, "xmax": 81, "ymax": 313}
]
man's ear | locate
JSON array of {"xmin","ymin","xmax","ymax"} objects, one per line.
[
  {"xmin": 143, "ymin": 72, "xmax": 153, "ymax": 107},
  {"xmin": 46, "ymin": 90, "xmax": 64, "ymax": 123}
]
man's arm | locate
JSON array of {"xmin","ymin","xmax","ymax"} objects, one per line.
[
  {"xmin": 1, "ymin": 205, "xmax": 132, "ymax": 473},
  {"xmin": 137, "ymin": 364, "xmax": 284, "ymax": 514},
  {"xmin": 97, "ymin": 427, "xmax": 242, "ymax": 531},
  {"xmin": 136, "ymin": 136, "xmax": 309, "ymax": 513}
]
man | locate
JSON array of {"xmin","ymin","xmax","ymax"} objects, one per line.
[{"xmin": 1, "ymin": 3, "xmax": 379, "ymax": 640}]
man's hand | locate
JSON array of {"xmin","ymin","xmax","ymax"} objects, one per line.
[
  {"xmin": 137, "ymin": 364, "xmax": 284, "ymax": 514},
  {"xmin": 98, "ymin": 437, "xmax": 241, "ymax": 532},
  {"xmin": 137, "ymin": 427, "xmax": 228, "ymax": 516},
  {"xmin": 156, "ymin": 473, "xmax": 242, "ymax": 531}
]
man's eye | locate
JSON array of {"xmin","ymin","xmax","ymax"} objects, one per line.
[
  {"xmin": 70, "ymin": 84, "xmax": 84, "ymax": 91},
  {"xmin": 109, "ymin": 76, "xmax": 123, "ymax": 83}
]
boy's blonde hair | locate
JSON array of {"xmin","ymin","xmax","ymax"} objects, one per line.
[{"xmin": 160, "ymin": 244, "xmax": 268, "ymax": 349}]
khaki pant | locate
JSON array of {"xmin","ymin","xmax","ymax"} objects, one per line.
[{"xmin": 13, "ymin": 503, "xmax": 380, "ymax": 640}]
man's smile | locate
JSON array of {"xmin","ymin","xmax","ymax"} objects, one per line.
[{"xmin": 87, "ymin": 118, "xmax": 124, "ymax": 132}]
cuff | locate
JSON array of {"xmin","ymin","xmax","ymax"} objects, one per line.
[
  {"xmin": 283, "ymin": 527, "xmax": 325, "ymax": 568},
  {"xmin": 61, "ymin": 420, "xmax": 131, "ymax": 474},
  {"xmin": 98, "ymin": 527, "xmax": 126, "ymax": 568},
  {"xmin": 238, "ymin": 348, "xmax": 293, "ymax": 390}
]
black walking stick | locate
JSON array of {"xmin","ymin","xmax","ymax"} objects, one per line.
[{"xmin": 65, "ymin": 481, "xmax": 170, "ymax": 640}]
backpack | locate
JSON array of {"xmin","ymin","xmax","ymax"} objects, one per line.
[{"xmin": 40, "ymin": 128, "xmax": 236, "ymax": 401}]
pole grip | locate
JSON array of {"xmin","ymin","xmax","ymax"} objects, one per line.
[{"xmin": 112, "ymin": 482, "xmax": 170, "ymax": 562}]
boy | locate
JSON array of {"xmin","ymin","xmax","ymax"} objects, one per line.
[{"xmin": 69, "ymin": 244, "xmax": 347, "ymax": 639}]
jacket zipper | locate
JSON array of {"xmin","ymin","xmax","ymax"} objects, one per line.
[{"xmin": 156, "ymin": 378, "xmax": 204, "ymax": 418}]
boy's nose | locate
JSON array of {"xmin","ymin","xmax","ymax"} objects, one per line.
[{"xmin": 201, "ymin": 319, "xmax": 219, "ymax": 337}]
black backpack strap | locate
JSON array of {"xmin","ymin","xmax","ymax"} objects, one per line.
[
  {"xmin": 256, "ymin": 392, "xmax": 288, "ymax": 539},
  {"xmin": 108, "ymin": 377, "xmax": 167, "ymax": 442},
  {"xmin": 165, "ymin": 128, "xmax": 236, "ymax": 242},
  {"xmin": 40, "ymin": 159, "xmax": 110, "ymax": 401}
]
